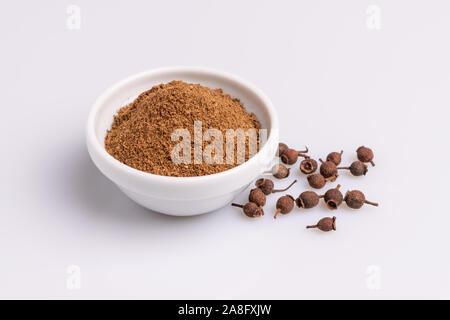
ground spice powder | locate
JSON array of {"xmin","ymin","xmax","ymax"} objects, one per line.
[{"xmin": 105, "ymin": 80, "xmax": 260, "ymax": 177}]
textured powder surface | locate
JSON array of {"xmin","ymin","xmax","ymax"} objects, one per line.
[{"xmin": 104, "ymin": 81, "xmax": 260, "ymax": 177}]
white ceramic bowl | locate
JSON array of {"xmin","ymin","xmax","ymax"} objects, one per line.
[{"xmin": 86, "ymin": 67, "xmax": 278, "ymax": 216}]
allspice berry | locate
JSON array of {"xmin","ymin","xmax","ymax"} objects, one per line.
[
  {"xmin": 323, "ymin": 184, "xmax": 343, "ymax": 210},
  {"xmin": 319, "ymin": 159, "xmax": 338, "ymax": 180},
  {"xmin": 295, "ymin": 191, "xmax": 322, "ymax": 209},
  {"xmin": 306, "ymin": 216, "xmax": 336, "ymax": 232},
  {"xmin": 278, "ymin": 142, "xmax": 289, "ymax": 156},
  {"xmin": 255, "ymin": 178, "xmax": 274, "ymax": 195},
  {"xmin": 231, "ymin": 202, "xmax": 264, "ymax": 218},
  {"xmin": 266, "ymin": 164, "xmax": 290, "ymax": 179},
  {"xmin": 280, "ymin": 146, "xmax": 309, "ymax": 165},
  {"xmin": 300, "ymin": 158, "xmax": 318, "ymax": 174},
  {"xmin": 280, "ymin": 148, "xmax": 298, "ymax": 165},
  {"xmin": 255, "ymin": 178, "xmax": 297, "ymax": 195},
  {"xmin": 338, "ymin": 161, "xmax": 368, "ymax": 176},
  {"xmin": 274, "ymin": 195, "xmax": 295, "ymax": 219},
  {"xmin": 357, "ymin": 146, "xmax": 375, "ymax": 166},
  {"xmin": 307, "ymin": 173, "xmax": 334, "ymax": 189},
  {"xmin": 248, "ymin": 188, "xmax": 266, "ymax": 207},
  {"xmin": 344, "ymin": 190, "xmax": 379, "ymax": 209},
  {"xmin": 326, "ymin": 150, "xmax": 343, "ymax": 165}
]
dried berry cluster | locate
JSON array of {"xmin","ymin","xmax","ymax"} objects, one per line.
[
  {"xmin": 232, "ymin": 143, "xmax": 379, "ymax": 233},
  {"xmin": 231, "ymin": 179, "xmax": 297, "ymax": 218},
  {"xmin": 295, "ymin": 184, "xmax": 378, "ymax": 211},
  {"xmin": 273, "ymin": 144, "xmax": 376, "ymax": 189}
]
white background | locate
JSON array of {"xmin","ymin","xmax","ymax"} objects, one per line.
[{"xmin": 1, "ymin": 0, "xmax": 449, "ymax": 299}]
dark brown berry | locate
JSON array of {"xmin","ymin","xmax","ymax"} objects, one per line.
[
  {"xmin": 274, "ymin": 195, "xmax": 294, "ymax": 219},
  {"xmin": 255, "ymin": 178, "xmax": 274, "ymax": 195},
  {"xmin": 307, "ymin": 173, "xmax": 335, "ymax": 189},
  {"xmin": 344, "ymin": 190, "xmax": 379, "ymax": 209},
  {"xmin": 255, "ymin": 178, "xmax": 297, "ymax": 195},
  {"xmin": 266, "ymin": 164, "xmax": 290, "ymax": 179},
  {"xmin": 306, "ymin": 216, "xmax": 336, "ymax": 232},
  {"xmin": 295, "ymin": 191, "xmax": 322, "ymax": 209},
  {"xmin": 248, "ymin": 188, "xmax": 266, "ymax": 206},
  {"xmin": 319, "ymin": 159, "xmax": 338, "ymax": 180},
  {"xmin": 326, "ymin": 150, "xmax": 343, "ymax": 165},
  {"xmin": 338, "ymin": 161, "xmax": 368, "ymax": 176},
  {"xmin": 300, "ymin": 158, "xmax": 318, "ymax": 174},
  {"xmin": 231, "ymin": 202, "xmax": 264, "ymax": 218},
  {"xmin": 278, "ymin": 143, "xmax": 289, "ymax": 156},
  {"xmin": 323, "ymin": 184, "xmax": 343, "ymax": 210},
  {"xmin": 281, "ymin": 148, "xmax": 298, "ymax": 165},
  {"xmin": 357, "ymin": 146, "xmax": 375, "ymax": 166},
  {"xmin": 280, "ymin": 146, "xmax": 309, "ymax": 165}
]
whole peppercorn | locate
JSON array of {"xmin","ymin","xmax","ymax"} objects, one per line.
[
  {"xmin": 306, "ymin": 216, "xmax": 336, "ymax": 232},
  {"xmin": 326, "ymin": 150, "xmax": 343, "ymax": 165},
  {"xmin": 274, "ymin": 195, "xmax": 295, "ymax": 219},
  {"xmin": 278, "ymin": 142, "xmax": 289, "ymax": 156},
  {"xmin": 255, "ymin": 178, "xmax": 297, "ymax": 195},
  {"xmin": 300, "ymin": 158, "xmax": 318, "ymax": 174},
  {"xmin": 344, "ymin": 190, "xmax": 379, "ymax": 209},
  {"xmin": 248, "ymin": 188, "xmax": 266, "ymax": 206},
  {"xmin": 319, "ymin": 159, "xmax": 338, "ymax": 180},
  {"xmin": 231, "ymin": 202, "xmax": 264, "ymax": 218},
  {"xmin": 338, "ymin": 161, "xmax": 368, "ymax": 176},
  {"xmin": 323, "ymin": 184, "xmax": 343, "ymax": 210},
  {"xmin": 265, "ymin": 164, "xmax": 290, "ymax": 179},
  {"xmin": 280, "ymin": 146, "xmax": 309, "ymax": 165},
  {"xmin": 307, "ymin": 173, "xmax": 335, "ymax": 189},
  {"xmin": 357, "ymin": 146, "xmax": 375, "ymax": 166},
  {"xmin": 295, "ymin": 191, "xmax": 323, "ymax": 209}
]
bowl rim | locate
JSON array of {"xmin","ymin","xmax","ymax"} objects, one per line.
[{"xmin": 86, "ymin": 66, "xmax": 279, "ymax": 184}]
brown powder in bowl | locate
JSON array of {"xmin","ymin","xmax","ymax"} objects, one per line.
[{"xmin": 104, "ymin": 80, "xmax": 261, "ymax": 177}]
